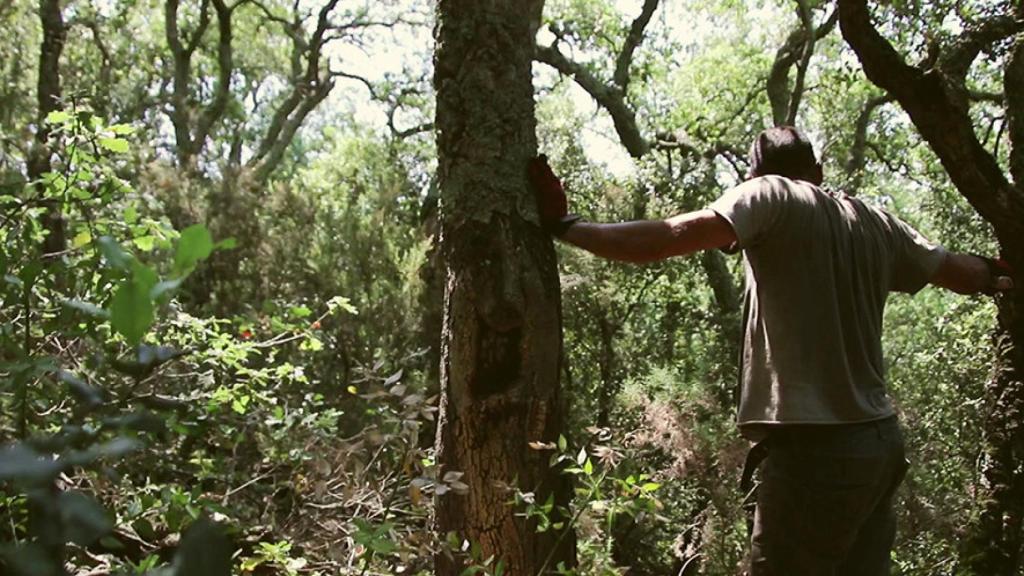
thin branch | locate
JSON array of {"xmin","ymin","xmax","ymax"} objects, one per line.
[
  {"xmin": 191, "ymin": 0, "xmax": 234, "ymax": 155},
  {"xmin": 332, "ymin": 70, "xmax": 381, "ymax": 99},
  {"xmin": 968, "ymin": 90, "xmax": 1005, "ymax": 105},
  {"xmin": 938, "ymin": 14, "xmax": 1022, "ymax": 81},
  {"xmin": 767, "ymin": 4, "xmax": 837, "ymax": 126},
  {"xmin": 844, "ymin": 93, "xmax": 892, "ymax": 194},
  {"xmin": 613, "ymin": 0, "xmax": 660, "ymax": 92},
  {"xmin": 535, "ymin": 43, "xmax": 649, "ymax": 157},
  {"xmin": 786, "ymin": 0, "xmax": 818, "ymax": 125}
]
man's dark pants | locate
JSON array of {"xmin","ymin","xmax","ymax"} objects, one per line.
[{"xmin": 749, "ymin": 416, "xmax": 908, "ymax": 575}]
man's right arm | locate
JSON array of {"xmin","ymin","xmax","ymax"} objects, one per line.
[
  {"xmin": 930, "ymin": 252, "xmax": 1013, "ymax": 295},
  {"xmin": 560, "ymin": 210, "xmax": 737, "ymax": 263}
]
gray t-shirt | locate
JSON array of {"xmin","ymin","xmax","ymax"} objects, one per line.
[{"xmin": 708, "ymin": 176, "xmax": 946, "ymax": 439}]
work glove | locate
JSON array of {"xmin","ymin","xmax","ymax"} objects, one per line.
[
  {"xmin": 972, "ymin": 254, "xmax": 1014, "ymax": 295},
  {"xmin": 528, "ymin": 155, "xmax": 581, "ymax": 236}
]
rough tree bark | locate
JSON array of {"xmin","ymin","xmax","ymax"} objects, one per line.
[
  {"xmin": 839, "ymin": 1, "xmax": 1024, "ymax": 573},
  {"xmin": 432, "ymin": 1, "xmax": 574, "ymax": 574}
]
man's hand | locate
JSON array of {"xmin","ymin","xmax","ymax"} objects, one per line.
[
  {"xmin": 975, "ymin": 254, "xmax": 1014, "ymax": 295},
  {"xmin": 932, "ymin": 252, "xmax": 1014, "ymax": 295},
  {"xmin": 528, "ymin": 155, "xmax": 579, "ymax": 236}
]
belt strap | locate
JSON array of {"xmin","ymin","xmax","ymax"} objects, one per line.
[
  {"xmin": 741, "ymin": 438, "xmax": 770, "ymax": 495},
  {"xmin": 740, "ymin": 438, "xmax": 771, "ymax": 537}
]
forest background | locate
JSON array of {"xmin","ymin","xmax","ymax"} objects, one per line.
[{"xmin": 1, "ymin": 0, "xmax": 1022, "ymax": 574}]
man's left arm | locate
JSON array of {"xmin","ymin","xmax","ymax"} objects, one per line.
[{"xmin": 930, "ymin": 252, "xmax": 1014, "ymax": 295}]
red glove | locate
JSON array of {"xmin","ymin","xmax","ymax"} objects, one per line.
[{"xmin": 528, "ymin": 155, "xmax": 579, "ymax": 236}]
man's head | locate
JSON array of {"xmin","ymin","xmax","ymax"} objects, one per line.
[{"xmin": 747, "ymin": 126, "xmax": 823, "ymax": 185}]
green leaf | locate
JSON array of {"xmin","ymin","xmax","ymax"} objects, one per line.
[
  {"xmin": 326, "ymin": 295, "xmax": 358, "ymax": 315},
  {"xmin": 300, "ymin": 336, "xmax": 323, "ymax": 352},
  {"xmin": 583, "ymin": 458, "xmax": 593, "ymax": 476},
  {"xmin": 174, "ymin": 224, "xmax": 214, "ymax": 276},
  {"xmin": 109, "ymin": 264, "xmax": 157, "ymax": 345},
  {"xmin": 45, "ymin": 110, "xmax": 71, "ymax": 124},
  {"xmin": 151, "ymin": 278, "xmax": 184, "ymax": 303},
  {"xmin": 62, "ymin": 299, "xmax": 110, "ymax": 319},
  {"xmin": 109, "ymin": 123, "xmax": 135, "ymax": 135},
  {"xmin": 172, "ymin": 517, "xmax": 233, "ymax": 576},
  {"xmin": 66, "ymin": 438, "xmax": 144, "ymax": 467},
  {"xmin": 98, "ymin": 137, "xmax": 130, "ymax": 154},
  {"xmin": 59, "ymin": 491, "xmax": 113, "ymax": 546},
  {"xmin": 231, "ymin": 395, "xmax": 250, "ymax": 414},
  {"xmin": 137, "ymin": 344, "xmax": 185, "ymax": 368},
  {"xmin": 57, "ymin": 370, "xmax": 104, "ymax": 408},
  {"xmin": 97, "ymin": 236, "xmax": 133, "ymax": 271},
  {"xmin": 289, "ymin": 305, "xmax": 312, "ymax": 318},
  {"xmin": 216, "ymin": 237, "xmax": 237, "ymax": 250},
  {"xmin": 0, "ymin": 444, "xmax": 63, "ymax": 484},
  {"xmin": 5, "ymin": 543, "xmax": 61, "ymax": 576},
  {"xmin": 72, "ymin": 230, "xmax": 92, "ymax": 248},
  {"xmin": 133, "ymin": 235, "xmax": 156, "ymax": 252}
]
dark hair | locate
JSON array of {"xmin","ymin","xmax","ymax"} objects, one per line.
[{"xmin": 747, "ymin": 126, "xmax": 820, "ymax": 182}]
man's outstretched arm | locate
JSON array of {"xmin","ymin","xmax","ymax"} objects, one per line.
[
  {"xmin": 930, "ymin": 252, "xmax": 1013, "ymax": 295},
  {"xmin": 560, "ymin": 210, "xmax": 737, "ymax": 263},
  {"xmin": 527, "ymin": 155, "xmax": 736, "ymax": 262}
]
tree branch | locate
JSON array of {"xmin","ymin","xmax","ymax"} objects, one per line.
[
  {"xmin": 247, "ymin": 0, "xmax": 343, "ymax": 183},
  {"xmin": 191, "ymin": 0, "xmax": 234, "ymax": 156},
  {"xmin": 844, "ymin": 94, "xmax": 892, "ymax": 194},
  {"xmin": 30, "ymin": 0, "xmax": 67, "ymax": 256},
  {"xmin": 612, "ymin": 0, "xmax": 659, "ymax": 93},
  {"xmin": 785, "ymin": 0, "xmax": 816, "ymax": 125},
  {"xmin": 535, "ymin": 43, "xmax": 649, "ymax": 157},
  {"xmin": 939, "ymin": 15, "xmax": 1022, "ymax": 82},
  {"xmin": 767, "ymin": 3, "xmax": 837, "ymax": 126},
  {"xmin": 838, "ymin": 0, "xmax": 1024, "ymax": 243},
  {"xmin": 164, "ymin": 0, "xmax": 213, "ymax": 167}
]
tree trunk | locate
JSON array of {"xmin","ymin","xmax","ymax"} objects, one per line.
[
  {"xmin": 965, "ymin": 30, "xmax": 1024, "ymax": 574},
  {"xmin": 30, "ymin": 0, "xmax": 65, "ymax": 257},
  {"xmin": 433, "ymin": 1, "xmax": 574, "ymax": 574},
  {"xmin": 838, "ymin": 2, "xmax": 1024, "ymax": 571}
]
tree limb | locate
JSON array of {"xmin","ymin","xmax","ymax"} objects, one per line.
[
  {"xmin": 838, "ymin": 0, "xmax": 1023, "ymax": 242},
  {"xmin": 938, "ymin": 15, "xmax": 1022, "ymax": 82},
  {"xmin": 613, "ymin": 0, "xmax": 659, "ymax": 93},
  {"xmin": 767, "ymin": 3, "xmax": 837, "ymax": 126},
  {"xmin": 785, "ymin": 0, "xmax": 816, "ymax": 125},
  {"xmin": 191, "ymin": 0, "xmax": 235, "ymax": 157},
  {"xmin": 535, "ymin": 43, "xmax": 649, "ymax": 158},
  {"xmin": 165, "ymin": 0, "xmax": 213, "ymax": 167},
  {"xmin": 844, "ymin": 94, "xmax": 892, "ymax": 194},
  {"xmin": 247, "ymin": 0, "xmax": 342, "ymax": 182}
]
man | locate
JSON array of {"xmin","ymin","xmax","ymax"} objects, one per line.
[{"xmin": 528, "ymin": 126, "xmax": 1013, "ymax": 575}]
